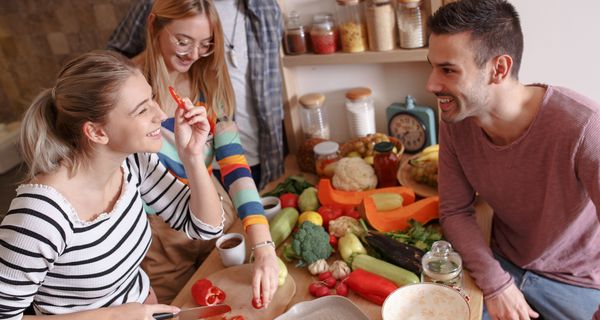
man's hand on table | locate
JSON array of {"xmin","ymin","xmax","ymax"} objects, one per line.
[
  {"xmin": 485, "ymin": 283, "xmax": 539, "ymax": 320},
  {"xmin": 252, "ymin": 245, "xmax": 279, "ymax": 308}
]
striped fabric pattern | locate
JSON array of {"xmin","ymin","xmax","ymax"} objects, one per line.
[
  {"xmin": 157, "ymin": 118, "xmax": 267, "ymax": 230},
  {"xmin": 0, "ymin": 153, "xmax": 223, "ymax": 318}
]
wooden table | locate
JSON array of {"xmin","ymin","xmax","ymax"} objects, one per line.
[{"xmin": 171, "ymin": 155, "xmax": 493, "ymax": 320}]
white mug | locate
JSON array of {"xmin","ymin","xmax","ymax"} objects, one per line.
[
  {"xmin": 216, "ymin": 233, "xmax": 246, "ymax": 267},
  {"xmin": 260, "ymin": 196, "xmax": 281, "ymax": 221}
]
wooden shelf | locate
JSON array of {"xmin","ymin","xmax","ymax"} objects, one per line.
[{"xmin": 281, "ymin": 48, "xmax": 429, "ymax": 67}]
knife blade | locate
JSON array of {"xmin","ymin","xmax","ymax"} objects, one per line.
[{"xmin": 153, "ymin": 304, "xmax": 231, "ymax": 320}]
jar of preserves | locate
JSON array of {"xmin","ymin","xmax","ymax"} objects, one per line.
[
  {"xmin": 299, "ymin": 93, "xmax": 330, "ymax": 139},
  {"xmin": 421, "ymin": 240, "xmax": 464, "ymax": 289},
  {"xmin": 345, "ymin": 87, "xmax": 375, "ymax": 138},
  {"xmin": 336, "ymin": 0, "xmax": 368, "ymax": 53},
  {"xmin": 284, "ymin": 11, "xmax": 307, "ymax": 55},
  {"xmin": 365, "ymin": 0, "xmax": 395, "ymax": 51},
  {"xmin": 310, "ymin": 13, "xmax": 337, "ymax": 54},
  {"xmin": 373, "ymin": 141, "xmax": 400, "ymax": 188},
  {"xmin": 313, "ymin": 141, "xmax": 340, "ymax": 178},
  {"xmin": 396, "ymin": 0, "xmax": 426, "ymax": 49}
]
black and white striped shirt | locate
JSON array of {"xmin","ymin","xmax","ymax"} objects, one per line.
[{"xmin": 0, "ymin": 153, "xmax": 224, "ymax": 319}]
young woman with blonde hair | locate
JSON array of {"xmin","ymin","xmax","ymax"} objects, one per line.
[
  {"xmin": 0, "ymin": 49, "xmax": 221, "ymax": 319},
  {"xmin": 132, "ymin": 0, "xmax": 280, "ymax": 307}
]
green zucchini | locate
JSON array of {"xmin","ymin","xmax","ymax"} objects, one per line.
[
  {"xmin": 364, "ymin": 231, "xmax": 424, "ymax": 274},
  {"xmin": 269, "ymin": 207, "xmax": 299, "ymax": 247},
  {"xmin": 351, "ymin": 254, "xmax": 420, "ymax": 287}
]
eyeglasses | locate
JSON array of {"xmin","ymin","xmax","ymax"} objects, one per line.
[{"xmin": 165, "ymin": 26, "xmax": 214, "ymax": 57}]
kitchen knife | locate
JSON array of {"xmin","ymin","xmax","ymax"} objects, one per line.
[{"xmin": 153, "ymin": 304, "xmax": 231, "ymax": 320}]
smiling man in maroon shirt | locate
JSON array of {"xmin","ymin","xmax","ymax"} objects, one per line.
[{"xmin": 426, "ymin": 0, "xmax": 600, "ymax": 319}]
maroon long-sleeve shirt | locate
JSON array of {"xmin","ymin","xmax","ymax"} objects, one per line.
[{"xmin": 439, "ymin": 85, "xmax": 600, "ymax": 299}]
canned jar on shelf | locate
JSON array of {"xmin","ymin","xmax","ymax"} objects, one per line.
[
  {"xmin": 336, "ymin": 0, "xmax": 368, "ymax": 53},
  {"xmin": 284, "ymin": 11, "xmax": 307, "ymax": 55},
  {"xmin": 365, "ymin": 0, "xmax": 396, "ymax": 51},
  {"xmin": 396, "ymin": 0, "xmax": 426, "ymax": 49},
  {"xmin": 298, "ymin": 93, "xmax": 330, "ymax": 140},
  {"xmin": 310, "ymin": 13, "xmax": 337, "ymax": 54}
]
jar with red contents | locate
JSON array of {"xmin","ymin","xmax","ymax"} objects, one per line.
[
  {"xmin": 373, "ymin": 141, "xmax": 401, "ymax": 188},
  {"xmin": 310, "ymin": 13, "xmax": 337, "ymax": 54}
]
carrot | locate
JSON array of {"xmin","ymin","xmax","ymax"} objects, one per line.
[
  {"xmin": 360, "ymin": 196, "xmax": 439, "ymax": 232},
  {"xmin": 317, "ymin": 179, "xmax": 415, "ymax": 210}
]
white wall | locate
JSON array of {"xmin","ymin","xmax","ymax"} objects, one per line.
[{"xmin": 282, "ymin": 0, "xmax": 600, "ymax": 143}]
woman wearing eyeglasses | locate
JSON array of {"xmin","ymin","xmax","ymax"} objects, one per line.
[{"xmin": 131, "ymin": 0, "xmax": 280, "ymax": 308}]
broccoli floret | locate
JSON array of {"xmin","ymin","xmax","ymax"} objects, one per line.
[{"xmin": 283, "ymin": 221, "xmax": 332, "ymax": 265}]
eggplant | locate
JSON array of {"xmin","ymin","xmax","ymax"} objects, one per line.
[{"xmin": 364, "ymin": 231, "xmax": 424, "ymax": 274}]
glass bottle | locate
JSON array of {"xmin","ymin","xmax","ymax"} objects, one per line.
[
  {"xmin": 298, "ymin": 93, "xmax": 330, "ymax": 139},
  {"xmin": 336, "ymin": 0, "xmax": 368, "ymax": 53},
  {"xmin": 396, "ymin": 0, "xmax": 426, "ymax": 49},
  {"xmin": 310, "ymin": 13, "xmax": 337, "ymax": 54},
  {"xmin": 345, "ymin": 87, "xmax": 375, "ymax": 138},
  {"xmin": 313, "ymin": 141, "xmax": 340, "ymax": 178},
  {"xmin": 421, "ymin": 240, "xmax": 464, "ymax": 289},
  {"xmin": 365, "ymin": 0, "xmax": 395, "ymax": 51},
  {"xmin": 284, "ymin": 11, "xmax": 307, "ymax": 55},
  {"xmin": 373, "ymin": 141, "xmax": 401, "ymax": 188}
]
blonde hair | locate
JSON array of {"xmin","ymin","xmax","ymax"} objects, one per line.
[
  {"xmin": 143, "ymin": 0, "xmax": 235, "ymax": 119},
  {"xmin": 20, "ymin": 50, "xmax": 138, "ymax": 180}
]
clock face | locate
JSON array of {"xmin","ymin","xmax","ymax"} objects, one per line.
[{"xmin": 388, "ymin": 112, "xmax": 427, "ymax": 153}]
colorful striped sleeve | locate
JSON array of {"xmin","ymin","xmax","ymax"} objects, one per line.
[{"xmin": 214, "ymin": 121, "xmax": 268, "ymax": 230}]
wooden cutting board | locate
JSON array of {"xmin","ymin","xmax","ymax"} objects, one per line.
[{"xmin": 205, "ymin": 263, "xmax": 296, "ymax": 320}]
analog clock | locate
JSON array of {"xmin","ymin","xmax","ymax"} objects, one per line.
[{"xmin": 388, "ymin": 111, "xmax": 428, "ymax": 154}]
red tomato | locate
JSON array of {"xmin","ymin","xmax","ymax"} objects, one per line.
[
  {"xmin": 251, "ymin": 296, "xmax": 264, "ymax": 309},
  {"xmin": 230, "ymin": 316, "xmax": 245, "ymax": 320},
  {"xmin": 343, "ymin": 207, "xmax": 360, "ymax": 219},
  {"xmin": 279, "ymin": 193, "xmax": 299, "ymax": 209}
]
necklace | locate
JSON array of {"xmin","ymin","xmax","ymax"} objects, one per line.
[{"xmin": 223, "ymin": 0, "xmax": 242, "ymax": 69}]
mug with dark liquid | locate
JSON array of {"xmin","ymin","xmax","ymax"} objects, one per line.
[{"xmin": 216, "ymin": 233, "xmax": 246, "ymax": 267}]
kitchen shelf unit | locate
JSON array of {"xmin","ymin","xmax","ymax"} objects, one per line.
[{"xmin": 277, "ymin": 0, "xmax": 444, "ymax": 154}]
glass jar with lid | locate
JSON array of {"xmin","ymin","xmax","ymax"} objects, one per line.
[
  {"xmin": 345, "ymin": 87, "xmax": 376, "ymax": 138},
  {"xmin": 313, "ymin": 141, "xmax": 340, "ymax": 178},
  {"xmin": 396, "ymin": 0, "xmax": 426, "ymax": 49},
  {"xmin": 373, "ymin": 141, "xmax": 401, "ymax": 188},
  {"xmin": 298, "ymin": 93, "xmax": 330, "ymax": 140},
  {"xmin": 284, "ymin": 11, "xmax": 307, "ymax": 55},
  {"xmin": 310, "ymin": 13, "xmax": 337, "ymax": 54},
  {"xmin": 421, "ymin": 240, "xmax": 464, "ymax": 289},
  {"xmin": 336, "ymin": 0, "xmax": 368, "ymax": 53},
  {"xmin": 365, "ymin": 0, "xmax": 395, "ymax": 51}
]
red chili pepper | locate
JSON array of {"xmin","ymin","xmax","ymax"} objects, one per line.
[
  {"xmin": 168, "ymin": 86, "xmax": 186, "ymax": 110},
  {"xmin": 345, "ymin": 269, "xmax": 398, "ymax": 306},
  {"xmin": 318, "ymin": 205, "xmax": 344, "ymax": 229},
  {"xmin": 279, "ymin": 193, "xmax": 299, "ymax": 209}
]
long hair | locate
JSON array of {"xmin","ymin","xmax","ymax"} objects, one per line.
[
  {"xmin": 20, "ymin": 50, "xmax": 138, "ymax": 180},
  {"xmin": 143, "ymin": 0, "xmax": 235, "ymax": 119},
  {"xmin": 428, "ymin": 0, "xmax": 524, "ymax": 79}
]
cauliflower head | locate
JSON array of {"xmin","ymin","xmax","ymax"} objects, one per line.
[{"xmin": 332, "ymin": 157, "xmax": 377, "ymax": 191}]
